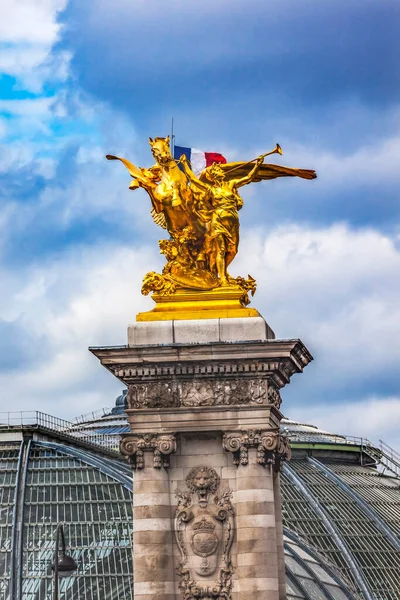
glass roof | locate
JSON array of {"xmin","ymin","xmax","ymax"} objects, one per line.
[
  {"xmin": 2, "ymin": 421, "xmax": 399, "ymax": 600},
  {"xmin": 284, "ymin": 531, "xmax": 358, "ymax": 599},
  {"xmin": 2, "ymin": 440, "xmax": 133, "ymax": 600}
]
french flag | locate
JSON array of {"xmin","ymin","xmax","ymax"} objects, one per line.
[{"xmin": 174, "ymin": 145, "xmax": 226, "ymax": 176}]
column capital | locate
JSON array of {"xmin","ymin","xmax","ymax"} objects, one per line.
[
  {"xmin": 222, "ymin": 429, "xmax": 291, "ymax": 471},
  {"xmin": 120, "ymin": 433, "xmax": 177, "ymax": 469}
]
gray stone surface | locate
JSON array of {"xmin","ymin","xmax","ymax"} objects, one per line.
[
  {"xmin": 173, "ymin": 318, "xmax": 220, "ymax": 343},
  {"xmin": 219, "ymin": 317, "xmax": 274, "ymax": 342},
  {"xmin": 127, "ymin": 316, "xmax": 275, "ymax": 346},
  {"xmin": 128, "ymin": 320, "xmax": 174, "ymax": 345}
]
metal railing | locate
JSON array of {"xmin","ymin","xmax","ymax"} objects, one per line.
[
  {"xmin": 0, "ymin": 411, "xmax": 119, "ymax": 454},
  {"xmin": 287, "ymin": 431, "xmax": 371, "ymax": 447},
  {"xmin": 375, "ymin": 440, "xmax": 400, "ymax": 477},
  {"xmin": 0, "ymin": 411, "xmax": 74, "ymax": 430},
  {"xmin": 70, "ymin": 407, "xmax": 114, "ymax": 424},
  {"xmin": 286, "ymin": 430, "xmax": 400, "ymax": 476}
]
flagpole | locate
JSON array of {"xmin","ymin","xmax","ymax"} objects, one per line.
[{"xmin": 171, "ymin": 117, "xmax": 175, "ymax": 157}]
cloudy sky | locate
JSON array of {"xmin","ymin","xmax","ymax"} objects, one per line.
[{"xmin": 1, "ymin": 0, "xmax": 399, "ymax": 447}]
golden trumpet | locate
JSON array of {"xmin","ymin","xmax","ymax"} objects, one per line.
[
  {"xmin": 224, "ymin": 143, "xmax": 283, "ymax": 175},
  {"xmin": 261, "ymin": 143, "xmax": 283, "ymax": 159}
]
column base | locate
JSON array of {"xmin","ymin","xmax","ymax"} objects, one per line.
[{"xmin": 136, "ymin": 286, "xmax": 260, "ymax": 322}]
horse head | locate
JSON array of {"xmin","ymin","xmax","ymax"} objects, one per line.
[{"xmin": 149, "ymin": 136, "xmax": 172, "ymax": 167}]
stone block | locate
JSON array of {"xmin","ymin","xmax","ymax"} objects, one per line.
[
  {"xmin": 134, "ymin": 493, "xmax": 170, "ymax": 507},
  {"xmin": 236, "ymin": 590, "xmax": 279, "ymax": 600},
  {"xmin": 221, "ymin": 466, "xmax": 238, "ymax": 479},
  {"xmin": 237, "ymin": 564, "xmax": 279, "ymax": 580},
  {"xmin": 237, "ymin": 514, "xmax": 277, "ymax": 529},
  {"xmin": 134, "ymin": 518, "xmax": 172, "ymax": 532},
  {"xmin": 167, "ymin": 467, "xmax": 184, "ymax": 482},
  {"xmin": 238, "ymin": 578, "xmax": 279, "ymax": 592},
  {"xmin": 236, "ymin": 488, "xmax": 274, "ymax": 504},
  {"xmin": 180, "ymin": 433, "xmax": 223, "ymax": 456},
  {"xmin": 135, "ymin": 568, "xmax": 175, "ymax": 583},
  {"xmin": 134, "ymin": 530, "xmax": 172, "ymax": 545},
  {"xmin": 134, "ymin": 480, "xmax": 170, "ymax": 494},
  {"xmin": 134, "ymin": 505, "xmax": 171, "ymax": 520},
  {"xmin": 134, "ymin": 582, "xmax": 175, "ymax": 596},
  {"xmin": 134, "ymin": 544, "xmax": 176, "ymax": 558},
  {"xmin": 173, "ymin": 453, "xmax": 228, "ymax": 468},
  {"xmin": 236, "ymin": 526, "xmax": 278, "ymax": 541},
  {"xmin": 173, "ymin": 319, "xmax": 219, "ymax": 343},
  {"xmin": 236, "ymin": 476, "xmax": 274, "ymax": 491},
  {"xmin": 237, "ymin": 537, "xmax": 279, "ymax": 554},
  {"xmin": 128, "ymin": 321, "xmax": 174, "ymax": 346},
  {"xmin": 236, "ymin": 500, "xmax": 274, "ymax": 516},
  {"xmin": 219, "ymin": 317, "xmax": 274, "ymax": 341},
  {"xmin": 236, "ymin": 552, "xmax": 278, "ymax": 567},
  {"xmin": 134, "ymin": 595, "xmax": 176, "ymax": 600}
]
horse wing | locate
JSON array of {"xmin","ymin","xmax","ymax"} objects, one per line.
[
  {"xmin": 200, "ymin": 161, "xmax": 317, "ymax": 182},
  {"xmin": 106, "ymin": 154, "xmax": 142, "ymax": 179},
  {"xmin": 150, "ymin": 207, "xmax": 167, "ymax": 230}
]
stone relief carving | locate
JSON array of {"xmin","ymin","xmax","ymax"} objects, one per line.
[
  {"xmin": 222, "ymin": 430, "xmax": 291, "ymax": 471},
  {"xmin": 127, "ymin": 382, "xmax": 180, "ymax": 409},
  {"xmin": 127, "ymin": 378, "xmax": 272, "ymax": 409},
  {"xmin": 181, "ymin": 381, "xmax": 215, "ymax": 407},
  {"xmin": 267, "ymin": 383, "xmax": 282, "ymax": 409},
  {"xmin": 119, "ymin": 433, "xmax": 176, "ymax": 469},
  {"xmin": 175, "ymin": 467, "xmax": 234, "ymax": 600}
]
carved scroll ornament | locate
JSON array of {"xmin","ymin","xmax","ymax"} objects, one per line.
[
  {"xmin": 120, "ymin": 433, "xmax": 176, "ymax": 469},
  {"xmin": 222, "ymin": 430, "xmax": 291, "ymax": 471},
  {"xmin": 175, "ymin": 467, "xmax": 234, "ymax": 600}
]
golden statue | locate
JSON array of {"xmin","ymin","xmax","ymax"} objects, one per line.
[{"xmin": 107, "ymin": 136, "xmax": 316, "ymax": 321}]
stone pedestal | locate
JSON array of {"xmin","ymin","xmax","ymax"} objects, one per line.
[{"xmin": 90, "ymin": 317, "xmax": 312, "ymax": 600}]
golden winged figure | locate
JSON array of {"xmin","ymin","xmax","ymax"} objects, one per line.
[{"xmin": 107, "ymin": 137, "xmax": 316, "ymax": 306}]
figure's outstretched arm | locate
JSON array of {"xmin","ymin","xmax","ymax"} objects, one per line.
[
  {"xmin": 180, "ymin": 155, "xmax": 210, "ymax": 193},
  {"xmin": 233, "ymin": 155, "xmax": 265, "ymax": 188}
]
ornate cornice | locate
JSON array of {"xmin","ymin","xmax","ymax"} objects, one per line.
[
  {"xmin": 222, "ymin": 430, "xmax": 291, "ymax": 471},
  {"xmin": 120, "ymin": 433, "xmax": 176, "ymax": 469},
  {"xmin": 108, "ymin": 360, "xmax": 293, "ymax": 388}
]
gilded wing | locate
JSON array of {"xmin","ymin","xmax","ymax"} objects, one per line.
[
  {"xmin": 150, "ymin": 207, "xmax": 167, "ymax": 230},
  {"xmin": 106, "ymin": 154, "xmax": 168, "ymax": 230},
  {"xmin": 106, "ymin": 154, "xmax": 142, "ymax": 179},
  {"xmin": 200, "ymin": 161, "xmax": 317, "ymax": 182}
]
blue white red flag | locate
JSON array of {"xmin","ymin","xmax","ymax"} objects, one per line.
[{"xmin": 174, "ymin": 145, "xmax": 226, "ymax": 176}]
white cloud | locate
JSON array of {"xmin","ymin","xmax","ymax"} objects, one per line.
[
  {"xmin": 292, "ymin": 397, "xmax": 400, "ymax": 450},
  {"xmin": 279, "ymin": 130, "xmax": 400, "ymax": 188},
  {"xmin": 0, "ymin": 1, "xmax": 69, "ymax": 91},
  {"xmin": 0, "ymin": 0, "xmax": 67, "ymax": 45},
  {"xmin": 234, "ymin": 223, "xmax": 400, "ymax": 444},
  {"xmin": 0, "ymin": 243, "xmax": 158, "ymax": 417},
  {"xmin": 236, "ymin": 224, "xmax": 400, "ymax": 376},
  {"xmin": 0, "ymin": 220, "xmax": 399, "ymax": 448},
  {"xmin": 0, "ymin": 97, "xmax": 55, "ymax": 118}
]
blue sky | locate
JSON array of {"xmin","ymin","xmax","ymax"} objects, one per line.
[{"xmin": 0, "ymin": 0, "xmax": 399, "ymax": 447}]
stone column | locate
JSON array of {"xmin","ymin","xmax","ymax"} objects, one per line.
[
  {"xmin": 120, "ymin": 434, "xmax": 177, "ymax": 600},
  {"xmin": 91, "ymin": 316, "xmax": 312, "ymax": 600},
  {"xmin": 222, "ymin": 431, "xmax": 291, "ymax": 600},
  {"xmin": 235, "ymin": 456, "xmax": 279, "ymax": 600},
  {"xmin": 273, "ymin": 471, "xmax": 287, "ymax": 600}
]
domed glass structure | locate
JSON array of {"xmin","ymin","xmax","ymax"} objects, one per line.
[
  {"xmin": 1, "ymin": 398, "xmax": 399, "ymax": 600},
  {"xmin": 0, "ymin": 429, "xmax": 133, "ymax": 600}
]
